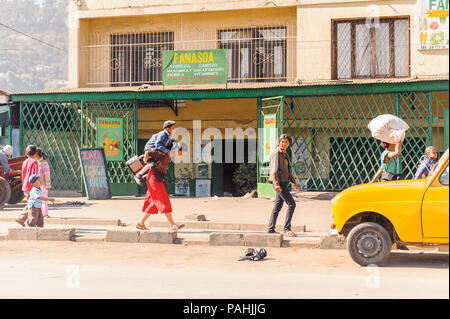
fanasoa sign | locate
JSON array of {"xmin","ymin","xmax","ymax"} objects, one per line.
[{"xmin": 162, "ymin": 49, "xmax": 227, "ymax": 85}]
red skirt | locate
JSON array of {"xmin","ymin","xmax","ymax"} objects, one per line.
[{"xmin": 142, "ymin": 170, "xmax": 172, "ymax": 214}]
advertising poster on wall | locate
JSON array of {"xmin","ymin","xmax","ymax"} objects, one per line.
[
  {"xmin": 175, "ymin": 179, "xmax": 190, "ymax": 197},
  {"xmin": 291, "ymin": 138, "xmax": 309, "ymax": 178},
  {"xmin": 196, "ymin": 179, "xmax": 211, "ymax": 197},
  {"xmin": 197, "ymin": 163, "xmax": 209, "ymax": 179},
  {"xmin": 417, "ymin": 0, "xmax": 449, "ymax": 50},
  {"xmin": 97, "ymin": 117, "xmax": 124, "ymax": 161},
  {"xmin": 263, "ymin": 113, "xmax": 277, "ymax": 163},
  {"xmin": 291, "ymin": 139, "xmax": 309, "ymax": 191}
]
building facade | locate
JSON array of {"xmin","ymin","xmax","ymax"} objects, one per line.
[{"xmin": 9, "ymin": 0, "xmax": 449, "ymax": 197}]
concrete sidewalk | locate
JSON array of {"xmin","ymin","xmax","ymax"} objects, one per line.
[
  {"xmin": 0, "ymin": 192, "xmax": 336, "ymax": 248},
  {"xmin": 0, "ymin": 192, "xmax": 336, "ymax": 232}
]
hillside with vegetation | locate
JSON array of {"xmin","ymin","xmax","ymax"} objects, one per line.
[{"xmin": 0, "ymin": 0, "xmax": 68, "ymax": 93}]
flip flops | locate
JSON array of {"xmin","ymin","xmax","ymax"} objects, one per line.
[
  {"xmin": 171, "ymin": 224, "xmax": 185, "ymax": 231},
  {"xmin": 136, "ymin": 223, "xmax": 149, "ymax": 230},
  {"xmin": 283, "ymin": 230, "xmax": 297, "ymax": 237}
]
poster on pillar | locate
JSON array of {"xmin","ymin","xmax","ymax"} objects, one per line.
[
  {"xmin": 417, "ymin": 0, "xmax": 449, "ymax": 50},
  {"xmin": 263, "ymin": 114, "xmax": 278, "ymax": 163},
  {"xmin": 97, "ymin": 117, "xmax": 124, "ymax": 161},
  {"xmin": 162, "ymin": 49, "xmax": 227, "ymax": 85}
]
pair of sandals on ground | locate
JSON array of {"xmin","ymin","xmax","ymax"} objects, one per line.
[{"xmin": 136, "ymin": 223, "xmax": 184, "ymax": 232}]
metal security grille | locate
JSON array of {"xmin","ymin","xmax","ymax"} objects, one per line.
[
  {"xmin": 20, "ymin": 101, "xmax": 137, "ymax": 191},
  {"xmin": 219, "ymin": 27, "xmax": 287, "ymax": 83},
  {"xmin": 20, "ymin": 101, "xmax": 83, "ymax": 190},
  {"xmin": 81, "ymin": 101, "xmax": 137, "ymax": 185},
  {"xmin": 332, "ymin": 17, "xmax": 410, "ymax": 79},
  {"xmin": 110, "ymin": 32, "xmax": 174, "ymax": 86},
  {"xmin": 258, "ymin": 91, "xmax": 448, "ymax": 191}
]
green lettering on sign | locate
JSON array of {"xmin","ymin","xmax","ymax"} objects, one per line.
[{"xmin": 162, "ymin": 49, "xmax": 227, "ymax": 85}]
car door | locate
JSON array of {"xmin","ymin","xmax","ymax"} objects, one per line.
[{"xmin": 422, "ymin": 164, "xmax": 449, "ymax": 240}]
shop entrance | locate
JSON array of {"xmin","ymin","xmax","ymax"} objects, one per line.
[{"xmin": 221, "ymin": 139, "xmax": 254, "ymax": 197}]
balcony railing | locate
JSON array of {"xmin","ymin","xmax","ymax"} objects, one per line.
[{"xmin": 81, "ymin": 24, "xmax": 297, "ymax": 87}]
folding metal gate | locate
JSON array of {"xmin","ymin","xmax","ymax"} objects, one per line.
[
  {"xmin": 257, "ymin": 91, "xmax": 449, "ymax": 192},
  {"xmin": 20, "ymin": 100, "xmax": 137, "ymax": 192}
]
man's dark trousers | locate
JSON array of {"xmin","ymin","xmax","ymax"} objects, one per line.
[{"xmin": 268, "ymin": 182, "xmax": 296, "ymax": 232}]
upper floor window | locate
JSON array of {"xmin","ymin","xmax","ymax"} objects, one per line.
[
  {"xmin": 332, "ymin": 17, "xmax": 410, "ymax": 79},
  {"xmin": 111, "ymin": 32, "xmax": 174, "ymax": 86},
  {"xmin": 219, "ymin": 27, "xmax": 287, "ymax": 83}
]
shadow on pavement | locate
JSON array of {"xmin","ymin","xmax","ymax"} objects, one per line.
[
  {"xmin": 383, "ymin": 252, "xmax": 449, "ymax": 269},
  {"xmin": 75, "ymin": 228, "xmax": 109, "ymax": 235},
  {"xmin": 293, "ymin": 192, "xmax": 338, "ymax": 201}
]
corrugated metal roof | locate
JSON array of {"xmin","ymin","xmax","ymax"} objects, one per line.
[{"xmin": 11, "ymin": 75, "xmax": 449, "ymax": 95}]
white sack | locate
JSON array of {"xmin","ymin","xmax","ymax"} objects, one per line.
[{"xmin": 367, "ymin": 114, "xmax": 409, "ymax": 144}]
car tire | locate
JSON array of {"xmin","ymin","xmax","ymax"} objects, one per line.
[
  {"xmin": 346, "ymin": 222, "xmax": 392, "ymax": 266},
  {"xmin": 0, "ymin": 177, "xmax": 12, "ymax": 207}
]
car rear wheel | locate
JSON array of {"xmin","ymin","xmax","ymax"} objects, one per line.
[{"xmin": 347, "ymin": 222, "xmax": 392, "ymax": 266}]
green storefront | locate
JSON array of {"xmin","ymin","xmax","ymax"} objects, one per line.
[{"xmin": 8, "ymin": 79, "xmax": 449, "ymax": 197}]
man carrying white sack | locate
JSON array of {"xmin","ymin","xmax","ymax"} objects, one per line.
[{"xmin": 368, "ymin": 114, "xmax": 409, "ymax": 183}]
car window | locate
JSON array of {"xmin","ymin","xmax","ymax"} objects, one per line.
[{"xmin": 439, "ymin": 165, "xmax": 449, "ymax": 186}]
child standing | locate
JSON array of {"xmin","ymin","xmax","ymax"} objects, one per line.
[
  {"xmin": 16, "ymin": 145, "xmax": 39, "ymax": 227},
  {"xmin": 415, "ymin": 146, "xmax": 438, "ymax": 179},
  {"xmin": 134, "ymin": 120, "xmax": 177, "ymax": 186},
  {"xmin": 36, "ymin": 148, "xmax": 52, "ymax": 217},
  {"xmin": 26, "ymin": 174, "xmax": 55, "ymax": 227}
]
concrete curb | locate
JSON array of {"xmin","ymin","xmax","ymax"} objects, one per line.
[
  {"xmin": 0, "ymin": 217, "xmax": 121, "ymax": 226},
  {"xmin": 209, "ymin": 233, "xmax": 245, "ymax": 246},
  {"xmin": 0, "ymin": 218, "xmax": 304, "ymax": 232},
  {"xmin": 105, "ymin": 230, "xmax": 140, "ymax": 243},
  {"xmin": 1, "ymin": 227, "xmax": 326, "ymax": 249},
  {"xmin": 319, "ymin": 236, "xmax": 346, "ymax": 250},
  {"xmin": 7, "ymin": 228, "xmax": 76, "ymax": 241},
  {"xmin": 105, "ymin": 229, "xmax": 177, "ymax": 244},
  {"xmin": 147, "ymin": 221, "xmax": 306, "ymax": 233},
  {"xmin": 209, "ymin": 233, "xmax": 284, "ymax": 247},
  {"xmin": 282, "ymin": 240, "xmax": 320, "ymax": 249}
]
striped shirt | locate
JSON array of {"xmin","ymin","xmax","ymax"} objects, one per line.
[{"xmin": 38, "ymin": 160, "xmax": 51, "ymax": 189}]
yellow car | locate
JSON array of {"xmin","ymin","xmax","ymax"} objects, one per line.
[{"xmin": 332, "ymin": 148, "xmax": 449, "ymax": 266}]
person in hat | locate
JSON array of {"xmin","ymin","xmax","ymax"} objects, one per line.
[
  {"xmin": 25, "ymin": 174, "xmax": 55, "ymax": 227},
  {"xmin": 0, "ymin": 145, "xmax": 20, "ymax": 175},
  {"xmin": 134, "ymin": 120, "xmax": 178, "ymax": 186}
]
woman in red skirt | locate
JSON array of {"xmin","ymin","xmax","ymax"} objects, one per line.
[{"xmin": 137, "ymin": 144, "xmax": 185, "ymax": 231}]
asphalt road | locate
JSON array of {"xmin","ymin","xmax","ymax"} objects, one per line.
[{"xmin": 0, "ymin": 241, "xmax": 448, "ymax": 299}]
